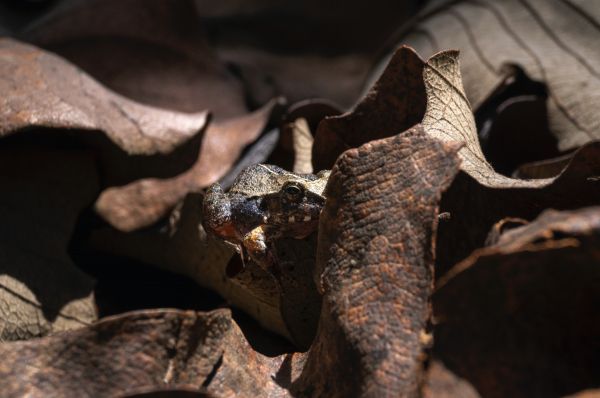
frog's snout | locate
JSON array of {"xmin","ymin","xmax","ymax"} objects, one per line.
[{"xmin": 202, "ymin": 183, "xmax": 236, "ymax": 239}]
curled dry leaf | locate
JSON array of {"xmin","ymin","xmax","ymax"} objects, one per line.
[
  {"xmin": 0, "ymin": 38, "xmax": 209, "ymax": 155},
  {"xmin": 513, "ymin": 150, "xmax": 575, "ymax": 179},
  {"xmin": 290, "ymin": 118, "xmax": 314, "ymax": 174},
  {"xmin": 270, "ymin": 98, "xmax": 341, "ymax": 172},
  {"xmin": 312, "ymin": 46, "xmax": 426, "ymax": 170},
  {"xmin": 295, "ymin": 126, "xmax": 461, "ymax": 397},
  {"xmin": 0, "ymin": 37, "xmax": 217, "ymax": 341},
  {"xmin": 314, "ymin": 45, "xmax": 600, "ymax": 272},
  {"xmin": 433, "ymin": 207, "xmax": 600, "ymax": 397},
  {"xmin": 23, "ymin": 0, "xmax": 247, "ymax": 118},
  {"xmin": 0, "ymin": 142, "xmax": 97, "ymax": 341},
  {"xmin": 0, "ymin": 308, "xmax": 289, "ymax": 397},
  {"xmin": 391, "ymin": 0, "xmax": 600, "ymax": 152},
  {"xmin": 95, "ymin": 98, "xmax": 284, "ymax": 232},
  {"xmin": 85, "ymin": 195, "xmax": 290, "ymax": 339}
]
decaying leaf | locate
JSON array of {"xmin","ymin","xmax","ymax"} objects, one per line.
[
  {"xmin": 0, "ymin": 142, "xmax": 97, "ymax": 341},
  {"xmin": 0, "ymin": 38, "xmax": 208, "ymax": 155},
  {"xmin": 94, "ymin": 98, "xmax": 284, "ymax": 232},
  {"xmin": 0, "ymin": 309, "xmax": 252, "ymax": 397},
  {"xmin": 422, "ymin": 361, "xmax": 480, "ymax": 398},
  {"xmin": 390, "ymin": 0, "xmax": 600, "ymax": 152},
  {"xmin": 0, "ymin": 36, "xmax": 218, "ymax": 341},
  {"xmin": 295, "ymin": 126, "xmax": 461, "ymax": 397},
  {"xmin": 315, "ymin": 45, "xmax": 600, "ymax": 273},
  {"xmin": 312, "ymin": 45, "xmax": 427, "ymax": 170},
  {"xmin": 23, "ymin": 0, "xmax": 247, "ymax": 119},
  {"xmin": 434, "ymin": 207, "xmax": 600, "ymax": 397},
  {"xmin": 2, "ymin": 2, "xmax": 597, "ymax": 395},
  {"xmin": 83, "ymin": 195, "xmax": 290, "ymax": 339}
]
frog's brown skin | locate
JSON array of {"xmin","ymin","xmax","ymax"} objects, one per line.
[{"xmin": 202, "ymin": 164, "xmax": 330, "ymax": 271}]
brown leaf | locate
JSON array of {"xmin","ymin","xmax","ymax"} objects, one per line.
[
  {"xmin": 391, "ymin": 0, "xmax": 600, "ymax": 152},
  {"xmin": 312, "ymin": 45, "xmax": 427, "ymax": 170},
  {"xmin": 423, "ymin": 360, "xmax": 480, "ymax": 398},
  {"xmin": 84, "ymin": 195, "xmax": 290, "ymax": 339},
  {"xmin": 0, "ymin": 309, "xmax": 227, "ymax": 397},
  {"xmin": 295, "ymin": 126, "xmax": 461, "ymax": 397},
  {"xmin": 0, "ymin": 138, "xmax": 98, "ymax": 341},
  {"xmin": 433, "ymin": 207, "xmax": 600, "ymax": 397},
  {"xmin": 94, "ymin": 98, "xmax": 284, "ymax": 232},
  {"xmin": 270, "ymin": 98, "xmax": 341, "ymax": 172},
  {"xmin": 24, "ymin": 0, "xmax": 247, "ymax": 119},
  {"xmin": 513, "ymin": 151, "xmax": 574, "ymax": 179},
  {"xmin": 0, "ymin": 38, "xmax": 208, "ymax": 155},
  {"xmin": 313, "ymin": 45, "xmax": 600, "ymax": 273}
]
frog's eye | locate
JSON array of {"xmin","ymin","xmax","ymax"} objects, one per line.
[{"xmin": 282, "ymin": 183, "xmax": 303, "ymax": 199}]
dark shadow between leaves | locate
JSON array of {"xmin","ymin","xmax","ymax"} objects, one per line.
[{"xmin": 475, "ymin": 66, "xmax": 560, "ymax": 176}]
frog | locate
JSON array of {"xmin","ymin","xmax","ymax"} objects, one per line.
[{"xmin": 202, "ymin": 164, "xmax": 330, "ymax": 273}]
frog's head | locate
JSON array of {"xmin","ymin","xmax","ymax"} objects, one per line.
[
  {"xmin": 202, "ymin": 164, "xmax": 330, "ymax": 255},
  {"xmin": 261, "ymin": 172, "xmax": 329, "ymax": 238}
]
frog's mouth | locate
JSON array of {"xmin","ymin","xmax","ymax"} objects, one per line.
[{"xmin": 267, "ymin": 205, "xmax": 323, "ymax": 239}]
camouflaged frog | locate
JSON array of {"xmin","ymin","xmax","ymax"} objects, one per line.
[{"xmin": 202, "ymin": 164, "xmax": 330, "ymax": 271}]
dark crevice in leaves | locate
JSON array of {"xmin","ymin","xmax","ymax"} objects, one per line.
[{"xmin": 475, "ymin": 66, "xmax": 558, "ymax": 176}]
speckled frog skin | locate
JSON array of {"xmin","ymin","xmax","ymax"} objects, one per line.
[{"xmin": 202, "ymin": 164, "xmax": 330, "ymax": 271}]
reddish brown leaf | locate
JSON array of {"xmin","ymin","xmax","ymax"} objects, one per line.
[
  {"xmin": 0, "ymin": 143, "xmax": 98, "ymax": 341},
  {"xmin": 312, "ymin": 45, "xmax": 427, "ymax": 170},
  {"xmin": 94, "ymin": 98, "xmax": 284, "ymax": 232},
  {"xmin": 0, "ymin": 309, "xmax": 228, "ymax": 397},
  {"xmin": 314, "ymin": 45, "xmax": 600, "ymax": 274},
  {"xmin": 513, "ymin": 151, "xmax": 574, "ymax": 179},
  {"xmin": 434, "ymin": 207, "xmax": 600, "ymax": 397},
  {"xmin": 0, "ymin": 308, "xmax": 296, "ymax": 397},
  {"xmin": 423, "ymin": 361, "xmax": 480, "ymax": 398},
  {"xmin": 295, "ymin": 126, "xmax": 461, "ymax": 397},
  {"xmin": 24, "ymin": 0, "xmax": 247, "ymax": 119},
  {"xmin": 85, "ymin": 195, "xmax": 289, "ymax": 339},
  {"xmin": 0, "ymin": 38, "xmax": 208, "ymax": 155}
]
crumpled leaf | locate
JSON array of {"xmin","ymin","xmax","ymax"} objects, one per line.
[
  {"xmin": 270, "ymin": 98, "xmax": 341, "ymax": 172},
  {"xmin": 312, "ymin": 45, "xmax": 426, "ymax": 170},
  {"xmin": 23, "ymin": 0, "xmax": 247, "ymax": 119},
  {"xmin": 314, "ymin": 46, "xmax": 600, "ymax": 272},
  {"xmin": 0, "ymin": 38, "xmax": 208, "ymax": 155},
  {"xmin": 0, "ymin": 37, "xmax": 216, "ymax": 341},
  {"xmin": 0, "ymin": 307, "xmax": 304, "ymax": 397},
  {"xmin": 423, "ymin": 360, "xmax": 480, "ymax": 398},
  {"xmin": 513, "ymin": 150, "xmax": 574, "ymax": 179},
  {"xmin": 295, "ymin": 126, "xmax": 461, "ymax": 396},
  {"xmin": 205, "ymin": 0, "xmax": 421, "ymax": 109},
  {"xmin": 390, "ymin": 0, "xmax": 600, "ymax": 152},
  {"xmin": 433, "ymin": 207, "xmax": 600, "ymax": 397},
  {"xmin": 0, "ymin": 308, "xmax": 236, "ymax": 397},
  {"xmin": 94, "ymin": 98, "xmax": 284, "ymax": 232},
  {"xmin": 0, "ymin": 143, "xmax": 97, "ymax": 341},
  {"xmin": 83, "ymin": 195, "xmax": 290, "ymax": 339}
]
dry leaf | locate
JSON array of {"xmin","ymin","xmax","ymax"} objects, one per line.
[
  {"xmin": 390, "ymin": 0, "xmax": 600, "ymax": 152},
  {"xmin": 94, "ymin": 98, "xmax": 284, "ymax": 232},
  {"xmin": 434, "ymin": 207, "xmax": 600, "ymax": 397},
  {"xmin": 84, "ymin": 195, "xmax": 290, "ymax": 339},
  {"xmin": 0, "ymin": 38, "xmax": 208, "ymax": 155},
  {"xmin": 314, "ymin": 45, "xmax": 600, "ymax": 273},
  {"xmin": 312, "ymin": 45, "xmax": 426, "ymax": 170},
  {"xmin": 290, "ymin": 118, "xmax": 314, "ymax": 174},
  {"xmin": 24, "ymin": 0, "xmax": 247, "ymax": 119},
  {"xmin": 0, "ymin": 143, "xmax": 97, "ymax": 341},
  {"xmin": 0, "ymin": 309, "xmax": 231, "ymax": 397},
  {"xmin": 295, "ymin": 126, "xmax": 461, "ymax": 397}
]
